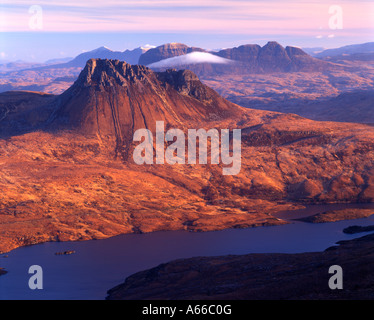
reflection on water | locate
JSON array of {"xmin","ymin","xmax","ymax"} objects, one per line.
[{"xmin": 0, "ymin": 203, "xmax": 373, "ymax": 300}]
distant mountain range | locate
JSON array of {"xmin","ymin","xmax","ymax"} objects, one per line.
[
  {"xmin": 65, "ymin": 46, "xmax": 154, "ymax": 67},
  {"xmin": 4, "ymin": 41, "xmax": 374, "ymax": 77},
  {"xmin": 28, "ymin": 45, "xmax": 155, "ymax": 70},
  {"xmin": 0, "ymin": 41, "xmax": 341, "ymax": 96},
  {"xmin": 2, "ymin": 41, "xmax": 373, "ymax": 73},
  {"xmin": 0, "ymin": 45, "xmax": 155, "ymax": 73},
  {"xmin": 314, "ymin": 42, "xmax": 374, "ymax": 58},
  {"xmin": 137, "ymin": 41, "xmax": 333, "ymax": 74},
  {"xmin": 1, "ymin": 41, "xmax": 373, "ymax": 125}
]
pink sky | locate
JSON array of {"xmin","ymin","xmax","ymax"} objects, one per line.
[{"xmin": 1, "ymin": 0, "xmax": 373, "ymax": 38}]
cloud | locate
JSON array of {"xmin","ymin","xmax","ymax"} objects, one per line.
[{"xmin": 147, "ymin": 52, "xmax": 235, "ymax": 68}]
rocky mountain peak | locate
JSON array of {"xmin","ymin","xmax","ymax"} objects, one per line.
[
  {"xmin": 76, "ymin": 59, "xmax": 153, "ymax": 88},
  {"xmin": 257, "ymin": 41, "xmax": 291, "ymax": 71},
  {"xmin": 49, "ymin": 58, "xmax": 242, "ymax": 145}
]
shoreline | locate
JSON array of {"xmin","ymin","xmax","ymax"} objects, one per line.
[
  {"xmin": 1, "ymin": 202, "xmax": 374, "ymax": 255},
  {"xmin": 1, "ymin": 206, "xmax": 374, "ymax": 299},
  {"xmin": 106, "ymin": 231, "xmax": 374, "ymax": 300},
  {"xmin": 0, "ymin": 214, "xmax": 288, "ymax": 255}
]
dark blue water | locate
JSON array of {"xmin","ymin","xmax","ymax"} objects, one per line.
[{"xmin": 1, "ymin": 203, "xmax": 374, "ymax": 300}]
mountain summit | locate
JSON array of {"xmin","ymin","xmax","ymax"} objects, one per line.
[
  {"xmin": 48, "ymin": 58, "xmax": 244, "ymax": 159},
  {"xmin": 213, "ymin": 41, "xmax": 330, "ymax": 73},
  {"xmin": 144, "ymin": 41, "xmax": 332, "ymax": 74}
]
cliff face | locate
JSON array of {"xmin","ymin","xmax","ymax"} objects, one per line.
[
  {"xmin": 52, "ymin": 59, "xmax": 242, "ymax": 129},
  {"xmin": 46, "ymin": 59, "xmax": 243, "ymax": 160}
]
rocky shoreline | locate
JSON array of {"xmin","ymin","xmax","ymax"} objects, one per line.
[
  {"xmin": 2, "ymin": 206, "xmax": 373, "ymax": 255},
  {"xmin": 343, "ymin": 224, "xmax": 374, "ymax": 234},
  {"xmin": 106, "ymin": 232, "xmax": 374, "ymax": 300}
]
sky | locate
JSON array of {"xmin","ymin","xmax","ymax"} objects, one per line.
[{"xmin": 0, "ymin": 0, "xmax": 374, "ymax": 62}]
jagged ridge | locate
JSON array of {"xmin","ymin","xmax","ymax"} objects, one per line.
[{"xmin": 47, "ymin": 59, "xmax": 244, "ymax": 159}]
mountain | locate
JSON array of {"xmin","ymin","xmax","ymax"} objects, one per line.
[
  {"xmin": 122, "ymin": 47, "xmax": 151, "ymax": 65},
  {"xmin": 15, "ymin": 46, "xmax": 153, "ymax": 70},
  {"xmin": 62, "ymin": 46, "xmax": 150, "ymax": 68},
  {"xmin": 0, "ymin": 58, "xmax": 243, "ymax": 139},
  {"xmin": 138, "ymin": 43, "xmax": 206, "ymax": 66},
  {"xmin": 46, "ymin": 58, "xmax": 243, "ymax": 160},
  {"xmin": 0, "ymin": 42, "xmax": 360, "ymax": 97},
  {"xmin": 0, "ymin": 59, "xmax": 374, "ymax": 254},
  {"xmin": 63, "ymin": 47, "xmax": 124, "ymax": 67},
  {"xmin": 0, "ymin": 46, "xmax": 154, "ymax": 74},
  {"xmin": 0, "ymin": 46, "xmax": 156, "ymax": 95},
  {"xmin": 216, "ymin": 42, "xmax": 332, "ymax": 73},
  {"xmin": 145, "ymin": 42, "xmax": 333, "ymax": 75},
  {"xmin": 257, "ymin": 41, "xmax": 294, "ymax": 72},
  {"xmin": 315, "ymin": 42, "xmax": 374, "ymax": 58}
]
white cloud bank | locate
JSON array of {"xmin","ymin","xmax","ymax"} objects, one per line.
[{"xmin": 147, "ymin": 52, "xmax": 235, "ymax": 68}]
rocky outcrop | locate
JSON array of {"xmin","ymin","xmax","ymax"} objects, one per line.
[
  {"xmin": 106, "ymin": 233, "xmax": 374, "ymax": 300},
  {"xmin": 51, "ymin": 59, "xmax": 242, "ymax": 133},
  {"xmin": 55, "ymin": 250, "xmax": 76, "ymax": 255},
  {"xmin": 46, "ymin": 59, "xmax": 243, "ymax": 161},
  {"xmin": 146, "ymin": 42, "xmax": 334, "ymax": 76}
]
